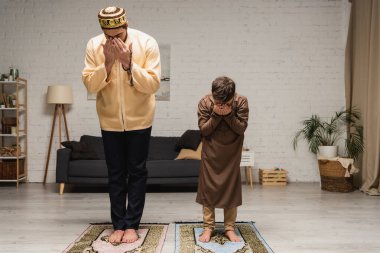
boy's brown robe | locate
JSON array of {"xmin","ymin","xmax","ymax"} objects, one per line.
[{"xmin": 196, "ymin": 93, "xmax": 249, "ymax": 208}]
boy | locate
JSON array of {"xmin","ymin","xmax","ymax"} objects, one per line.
[{"xmin": 196, "ymin": 76, "xmax": 249, "ymax": 242}]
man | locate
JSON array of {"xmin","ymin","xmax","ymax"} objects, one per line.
[
  {"xmin": 196, "ymin": 76, "xmax": 249, "ymax": 243},
  {"xmin": 82, "ymin": 6, "xmax": 160, "ymax": 244}
]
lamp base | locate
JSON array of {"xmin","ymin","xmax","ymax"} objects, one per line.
[{"xmin": 43, "ymin": 104, "xmax": 70, "ymax": 184}]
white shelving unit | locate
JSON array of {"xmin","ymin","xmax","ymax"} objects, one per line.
[{"xmin": 0, "ymin": 78, "xmax": 28, "ymax": 187}]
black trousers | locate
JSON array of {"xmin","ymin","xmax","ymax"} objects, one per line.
[{"xmin": 101, "ymin": 127, "xmax": 151, "ymax": 230}]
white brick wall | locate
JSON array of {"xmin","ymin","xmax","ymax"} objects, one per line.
[{"xmin": 0, "ymin": 0, "xmax": 350, "ymax": 183}]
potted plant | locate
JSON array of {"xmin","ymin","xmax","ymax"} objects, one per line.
[
  {"xmin": 292, "ymin": 108, "xmax": 364, "ymax": 160},
  {"xmin": 8, "ymin": 94, "xmax": 16, "ymax": 108}
]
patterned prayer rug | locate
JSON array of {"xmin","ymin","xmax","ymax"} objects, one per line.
[
  {"xmin": 175, "ymin": 222, "xmax": 274, "ymax": 253},
  {"xmin": 63, "ymin": 223, "xmax": 168, "ymax": 253}
]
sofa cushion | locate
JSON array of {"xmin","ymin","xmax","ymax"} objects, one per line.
[
  {"xmin": 175, "ymin": 130, "xmax": 201, "ymax": 151},
  {"xmin": 61, "ymin": 141, "xmax": 98, "ymax": 160},
  {"xmin": 147, "ymin": 160, "xmax": 200, "ymax": 178},
  {"xmin": 80, "ymin": 135, "xmax": 105, "ymax": 160},
  {"xmin": 68, "ymin": 160, "xmax": 108, "ymax": 178},
  {"xmin": 148, "ymin": 137, "xmax": 179, "ymax": 161},
  {"xmin": 175, "ymin": 143, "xmax": 202, "ymax": 160}
]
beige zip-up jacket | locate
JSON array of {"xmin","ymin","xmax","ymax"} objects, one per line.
[{"xmin": 82, "ymin": 28, "xmax": 161, "ymax": 131}]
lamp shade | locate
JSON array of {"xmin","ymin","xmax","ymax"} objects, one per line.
[{"xmin": 47, "ymin": 85, "xmax": 73, "ymax": 104}]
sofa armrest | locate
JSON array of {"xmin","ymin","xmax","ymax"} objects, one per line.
[{"xmin": 56, "ymin": 148, "xmax": 72, "ymax": 183}]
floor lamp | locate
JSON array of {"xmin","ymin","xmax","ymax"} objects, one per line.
[{"xmin": 43, "ymin": 85, "xmax": 73, "ymax": 184}]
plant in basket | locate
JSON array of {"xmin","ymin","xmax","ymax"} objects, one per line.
[{"xmin": 292, "ymin": 108, "xmax": 364, "ymax": 192}]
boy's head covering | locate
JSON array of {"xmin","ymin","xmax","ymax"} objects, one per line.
[{"xmin": 98, "ymin": 6, "xmax": 127, "ymax": 29}]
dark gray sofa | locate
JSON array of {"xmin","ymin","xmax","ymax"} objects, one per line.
[{"xmin": 56, "ymin": 135, "xmax": 200, "ymax": 194}]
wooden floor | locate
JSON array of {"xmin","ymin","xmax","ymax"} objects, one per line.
[{"xmin": 0, "ymin": 182, "xmax": 379, "ymax": 253}]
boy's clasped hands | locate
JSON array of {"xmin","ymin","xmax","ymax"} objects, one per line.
[{"xmin": 213, "ymin": 103, "xmax": 232, "ymax": 116}]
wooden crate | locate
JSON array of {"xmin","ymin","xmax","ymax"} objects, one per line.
[{"xmin": 259, "ymin": 168, "xmax": 288, "ymax": 186}]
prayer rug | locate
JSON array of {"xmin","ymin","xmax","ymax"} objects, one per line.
[
  {"xmin": 175, "ymin": 222, "xmax": 273, "ymax": 253},
  {"xmin": 63, "ymin": 223, "xmax": 168, "ymax": 253}
]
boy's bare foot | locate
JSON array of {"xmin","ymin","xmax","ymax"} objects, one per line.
[
  {"xmin": 122, "ymin": 229, "xmax": 139, "ymax": 243},
  {"xmin": 109, "ymin": 229, "xmax": 124, "ymax": 244},
  {"xmin": 225, "ymin": 230, "xmax": 241, "ymax": 242},
  {"xmin": 198, "ymin": 229, "xmax": 213, "ymax": 243}
]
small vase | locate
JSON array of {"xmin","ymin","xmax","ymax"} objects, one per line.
[{"xmin": 318, "ymin": 146, "xmax": 338, "ymax": 158}]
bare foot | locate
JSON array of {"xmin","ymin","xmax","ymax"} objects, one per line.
[
  {"xmin": 109, "ymin": 229, "xmax": 124, "ymax": 244},
  {"xmin": 225, "ymin": 230, "xmax": 241, "ymax": 242},
  {"xmin": 198, "ymin": 229, "xmax": 213, "ymax": 243},
  {"xmin": 122, "ymin": 229, "xmax": 139, "ymax": 243}
]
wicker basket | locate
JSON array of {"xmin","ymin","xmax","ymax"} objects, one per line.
[
  {"xmin": 0, "ymin": 159, "xmax": 25, "ymax": 180},
  {"xmin": 318, "ymin": 160, "xmax": 355, "ymax": 193}
]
